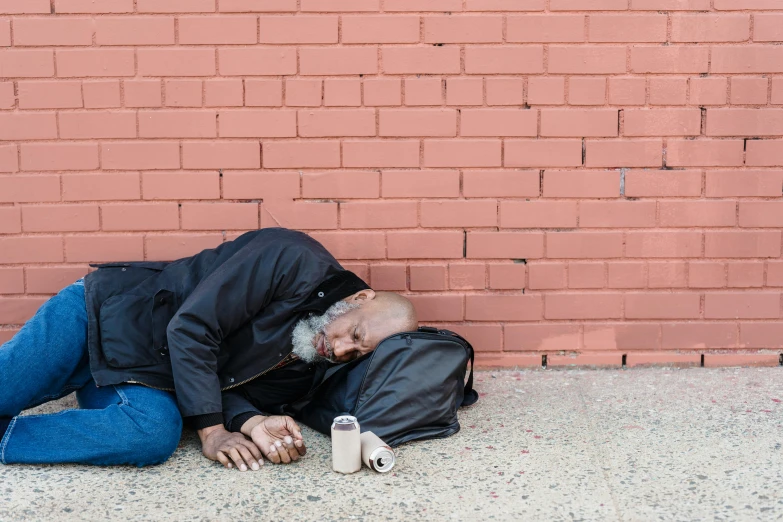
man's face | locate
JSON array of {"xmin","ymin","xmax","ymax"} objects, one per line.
[
  {"xmin": 315, "ymin": 305, "xmax": 377, "ymax": 364},
  {"xmin": 291, "ymin": 301, "xmax": 363, "ymax": 364},
  {"xmin": 291, "ymin": 296, "xmax": 406, "ymax": 364}
]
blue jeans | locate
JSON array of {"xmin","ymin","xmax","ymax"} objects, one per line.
[{"xmin": 0, "ymin": 281, "xmax": 182, "ymax": 466}]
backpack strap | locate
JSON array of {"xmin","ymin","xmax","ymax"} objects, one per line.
[
  {"xmin": 458, "ymin": 336, "xmax": 479, "ymax": 407},
  {"xmin": 418, "ymin": 327, "xmax": 479, "ymax": 407}
]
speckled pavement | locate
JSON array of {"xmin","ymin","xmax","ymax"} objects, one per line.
[{"xmin": 2, "ymin": 367, "xmax": 782, "ymax": 522}]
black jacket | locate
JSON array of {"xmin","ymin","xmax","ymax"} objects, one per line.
[{"xmin": 84, "ymin": 228, "xmax": 370, "ymax": 429}]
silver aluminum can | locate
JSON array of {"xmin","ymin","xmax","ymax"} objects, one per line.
[
  {"xmin": 331, "ymin": 415, "xmax": 361, "ymax": 474},
  {"xmin": 360, "ymin": 431, "xmax": 395, "ymax": 473}
]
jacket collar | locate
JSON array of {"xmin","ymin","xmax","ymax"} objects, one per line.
[{"xmin": 294, "ymin": 270, "xmax": 371, "ymax": 315}]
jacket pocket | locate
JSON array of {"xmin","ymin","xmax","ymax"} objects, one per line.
[
  {"xmin": 99, "ymin": 293, "xmax": 160, "ymax": 368},
  {"xmin": 152, "ymin": 289, "xmax": 177, "ymax": 356}
]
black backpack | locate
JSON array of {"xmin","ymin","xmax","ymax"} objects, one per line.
[{"xmin": 287, "ymin": 326, "xmax": 478, "ymax": 447}]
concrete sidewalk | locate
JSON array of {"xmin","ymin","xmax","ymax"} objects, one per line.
[{"xmin": 2, "ymin": 367, "xmax": 782, "ymax": 521}]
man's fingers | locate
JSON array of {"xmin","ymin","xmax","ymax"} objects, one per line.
[
  {"xmin": 241, "ymin": 439, "xmax": 263, "ymax": 464},
  {"xmin": 286, "ymin": 417, "xmax": 304, "ymax": 440},
  {"xmin": 216, "ymin": 451, "xmax": 232, "ymax": 469},
  {"xmin": 237, "ymin": 445, "xmax": 260, "ymax": 471},
  {"xmin": 294, "ymin": 437, "xmax": 307, "ymax": 456},
  {"xmin": 265, "ymin": 444, "xmax": 282, "ymax": 464},
  {"xmin": 228, "ymin": 447, "xmax": 249, "ymax": 471},
  {"xmin": 282, "ymin": 435, "xmax": 300, "ymax": 462},
  {"xmin": 274, "ymin": 440, "xmax": 292, "ymax": 464}
]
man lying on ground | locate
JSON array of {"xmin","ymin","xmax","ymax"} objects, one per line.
[{"xmin": 0, "ymin": 228, "xmax": 417, "ymax": 471}]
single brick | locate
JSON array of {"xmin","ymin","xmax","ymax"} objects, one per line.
[
  {"xmin": 505, "ymin": 140, "xmax": 583, "ymax": 167},
  {"xmin": 568, "ymin": 77, "xmax": 607, "ymax": 106},
  {"xmin": 705, "ymin": 231, "xmax": 781, "ymax": 258},
  {"xmin": 689, "ymin": 261, "xmax": 727, "ymax": 288},
  {"xmin": 588, "ymin": 14, "xmax": 667, "ymax": 43},
  {"xmin": 465, "ymin": 46, "xmax": 544, "ymax": 74},
  {"xmin": 95, "ymin": 16, "xmax": 175, "ymax": 45},
  {"xmin": 658, "ymin": 201, "xmax": 737, "ymax": 227},
  {"xmin": 324, "ymin": 79, "xmax": 361, "ymax": 107},
  {"xmin": 543, "ymin": 170, "xmax": 620, "ymax": 198},
  {"xmin": 579, "ymin": 200, "xmax": 657, "ymax": 228},
  {"xmin": 507, "ymin": 14, "xmax": 585, "ymax": 43},
  {"xmin": 630, "ymin": 46, "xmax": 709, "ymax": 73},
  {"xmin": 410, "ymin": 265, "xmax": 447, "ymax": 291},
  {"xmin": 463, "ymin": 170, "xmax": 540, "ymax": 198},
  {"xmin": 219, "ymin": 109, "xmax": 297, "ymax": 137},
  {"xmin": 56, "ymin": 49, "xmax": 134, "ymax": 77},
  {"xmin": 623, "ymin": 109, "xmax": 701, "ymax": 136},
  {"xmin": 609, "ymin": 78, "xmax": 646, "ymax": 105},
  {"xmin": 380, "ymin": 109, "xmax": 457, "ymax": 137},
  {"xmin": 301, "ymin": 47, "xmax": 377, "ymax": 75},
  {"xmin": 424, "ymin": 15, "xmax": 503, "ymax": 43},
  {"xmin": 625, "ymin": 170, "xmax": 703, "ymax": 197},
  {"xmin": 585, "ymin": 139, "xmax": 663, "ymax": 168},
  {"xmin": 259, "ymin": 15, "xmax": 338, "ymax": 44},
  {"xmin": 486, "ymin": 78, "xmax": 525, "ymax": 106},
  {"xmin": 529, "ymin": 263, "xmax": 567, "ymax": 290},
  {"xmin": 219, "ymin": 48, "xmax": 295, "ymax": 76},
  {"xmin": 421, "ymin": 200, "xmax": 498, "ymax": 227},
  {"xmin": 548, "ymin": 46, "xmax": 626, "ymax": 74},
  {"xmin": 500, "ymin": 200, "xmax": 577, "ymax": 228},
  {"xmin": 689, "ymin": 77, "xmax": 727, "ymax": 106},
  {"xmin": 342, "ymin": 15, "xmax": 419, "ymax": 44},
  {"xmin": 382, "ymin": 170, "xmax": 460, "ymax": 198},
  {"xmin": 467, "ymin": 231, "xmax": 545, "ymax": 259},
  {"xmin": 364, "ymin": 78, "xmax": 402, "ymax": 106},
  {"xmin": 671, "ymin": 14, "xmax": 750, "ymax": 42},
  {"xmin": 83, "ymin": 80, "xmax": 120, "ymax": 109},
  {"xmin": 13, "ymin": 17, "xmax": 93, "ymax": 46},
  {"xmin": 449, "ymin": 264, "xmax": 486, "ymax": 290},
  {"xmin": 649, "ymin": 78, "xmax": 688, "ymax": 105},
  {"xmin": 528, "ymin": 77, "xmax": 565, "ymax": 105},
  {"xmin": 446, "ymin": 78, "xmax": 483, "ymax": 106},
  {"xmin": 730, "ymin": 77, "xmax": 769, "ymax": 105},
  {"xmin": 568, "ymin": 262, "xmax": 606, "ymax": 289},
  {"xmin": 164, "ymin": 79, "xmax": 202, "ymax": 108},
  {"xmin": 625, "ymin": 231, "xmax": 703, "ymax": 258}
]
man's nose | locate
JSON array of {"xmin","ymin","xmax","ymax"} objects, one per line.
[{"xmin": 332, "ymin": 338, "xmax": 347, "ymax": 356}]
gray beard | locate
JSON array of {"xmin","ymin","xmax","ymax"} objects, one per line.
[{"xmin": 291, "ymin": 301, "xmax": 359, "ymax": 363}]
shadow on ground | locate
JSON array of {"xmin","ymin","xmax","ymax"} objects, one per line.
[{"xmin": 2, "ymin": 367, "xmax": 782, "ymax": 521}]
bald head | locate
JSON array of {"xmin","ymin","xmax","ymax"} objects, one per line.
[{"xmin": 371, "ymin": 291, "xmax": 418, "ymax": 331}]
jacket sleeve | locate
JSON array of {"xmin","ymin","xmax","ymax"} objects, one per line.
[
  {"xmin": 165, "ymin": 238, "xmax": 311, "ymax": 428},
  {"xmin": 222, "ymin": 391, "xmax": 264, "ymax": 433}
]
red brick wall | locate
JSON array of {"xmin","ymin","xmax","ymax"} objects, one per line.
[{"xmin": 1, "ymin": 0, "xmax": 782, "ymax": 368}]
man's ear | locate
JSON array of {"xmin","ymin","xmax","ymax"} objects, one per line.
[{"xmin": 344, "ymin": 289, "xmax": 376, "ymax": 303}]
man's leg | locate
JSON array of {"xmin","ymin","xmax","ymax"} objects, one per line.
[
  {"xmin": 0, "ymin": 280, "xmax": 92, "ymax": 418},
  {"xmin": 0, "ymin": 279, "xmax": 182, "ymax": 466},
  {"xmin": 1, "ymin": 381, "xmax": 183, "ymax": 466}
]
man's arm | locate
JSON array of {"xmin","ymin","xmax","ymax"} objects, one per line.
[{"xmin": 165, "ymin": 238, "xmax": 312, "ymax": 427}]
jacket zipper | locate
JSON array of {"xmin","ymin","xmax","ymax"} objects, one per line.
[
  {"xmin": 125, "ymin": 353, "xmax": 297, "ymax": 393},
  {"xmin": 222, "ymin": 352, "xmax": 296, "ymax": 391}
]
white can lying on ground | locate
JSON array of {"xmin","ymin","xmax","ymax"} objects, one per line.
[{"xmin": 360, "ymin": 431, "xmax": 395, "ymax": 473}]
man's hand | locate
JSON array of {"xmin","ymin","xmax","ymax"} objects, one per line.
[
  {"xmin": 198, "ymin": 424, "xmax": 263, "ymax": 471},
  {"xmin": 241, "ymin": 415, "xmax": 307, "ymax": 464}
]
